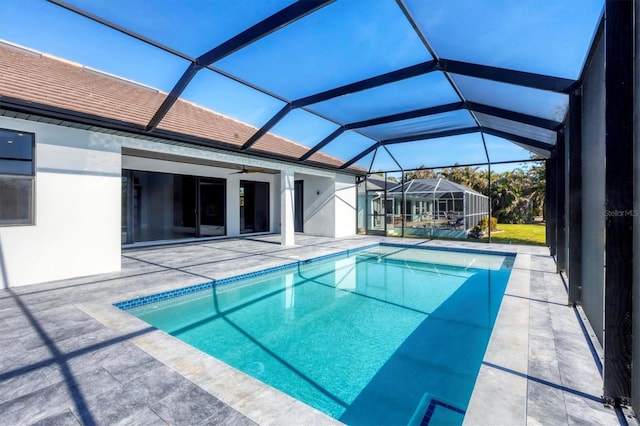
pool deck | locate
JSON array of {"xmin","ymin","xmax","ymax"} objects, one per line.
[{"xmin": 0, "ymin": 235, "xmax": 635, "ymax": 425}]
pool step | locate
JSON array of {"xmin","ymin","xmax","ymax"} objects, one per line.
[{"xmin": 408, "ymin": 393, "xmax": 465, "ymax": 426}]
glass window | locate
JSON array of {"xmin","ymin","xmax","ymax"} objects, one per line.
[
  {"xmin": 0, "ymin": 129, "xmax": 33, "ymax": 160},
  {"xmin": 0, "ymin": 129, "xmax": 35, "ymax": 225},
  {"xmin": 0, "ymin": 178, "xmax": 33, "ymax": 225},
  {"xmin": 0, "ymin": 160, "xmax": 33, "ymax": 175}
]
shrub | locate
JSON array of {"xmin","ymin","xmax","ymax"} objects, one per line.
[
  {"xmin": 468, "ymin": 224, "xmax": 483, "ymax": 239},
  {"xmin": 478, "ymin": 216, "xmax": 498, "ymax": 231}
]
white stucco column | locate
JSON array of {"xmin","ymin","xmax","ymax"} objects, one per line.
[{"xmin": 280, "ymin": 169, "xmax": 295, "ymax": 246}]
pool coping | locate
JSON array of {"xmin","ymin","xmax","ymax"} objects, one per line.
[
  {"xmin": 463, "ymin": 249, "xmax": 532, "ymax": 424},
  {"xmin": 112, "ymin": 243, "xmax": 378, "ymax": 311},
  {"xmin": 113, "ymin": 242, "xmax": 516, "ymax": 311},
  {"xmin": 78, "ymin": 241, "xmax": 525, "ymax": 425},
  {"xmin": 77, "ymin": 301, "xmax": 340, "ymax": 425}
]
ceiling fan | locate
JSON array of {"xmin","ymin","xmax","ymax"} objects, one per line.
[{"xmin": 232, "ymin": 165, "xmax": 264, "ymax": 174}]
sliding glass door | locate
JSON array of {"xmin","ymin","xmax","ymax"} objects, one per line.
[
  {"xmin": 122, "ymin": 170, "xmax": 225, "ymax": 244},
  {"xmin": 240, "ymin": 180, "xmax": 270, "ymax": 234},
  {"xmin": 199, "ymin": 178, "xmax": 226, "ymax": 237}
]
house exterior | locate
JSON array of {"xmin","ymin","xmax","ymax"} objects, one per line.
[
  {"xmin": 357, "ymin": 176, "xmax": 488, "ymax": 237},
  {"xmin": 0, "ymin": 41, "xmax": 359, "ymax": 288},
  {"xmin": 387, "ymin": 178, "xmax": 488, "ymax": 236},
  {"xmin": 1, "ymin": 1, "xmax": 638, "ymax": 412}
]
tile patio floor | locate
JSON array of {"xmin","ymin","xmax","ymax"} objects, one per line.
[{"xmin": 0, "ymin": 235, "xmax": 635, "ymax": 425}]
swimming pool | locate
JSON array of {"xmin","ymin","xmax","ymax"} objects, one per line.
[{"xmin": 120, "ymin": 244, "xmax": 514, "ymax": 425}]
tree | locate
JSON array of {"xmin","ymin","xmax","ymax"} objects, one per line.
[
  {"xmin": 397, "ymin": 161, "xmax": 546, "ymax": 224},
  {"xmin": 526, "ymin": 163, "xmax": 546, "ymax": 217},
  {"xmin": 446, "ymin": 165, "xmax": 484, "ymax": 194},
  {"xmin": 403, "ymin": 166, "xmax": 436, "ymax": 181},
  {"xmin": 490, "ymin": 163, "xmax": 546, "ymax": 223}
]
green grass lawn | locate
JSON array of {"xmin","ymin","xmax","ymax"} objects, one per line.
[{"xmin": 482, "ymin": 223, "xmax": 546, "ymax": 246}]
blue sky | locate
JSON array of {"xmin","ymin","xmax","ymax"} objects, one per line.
[{"xmin": 0, "ymin": 0, "xmax": 603, "ymax": 173}]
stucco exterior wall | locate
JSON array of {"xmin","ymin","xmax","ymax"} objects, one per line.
[
  {"xmin": 0, "ymin": 117, "xmax": 357, "ymax": 287},
  {"xmin": 292, "ymin": 172, "xmax": 356, "ymax": 238},
  {"xmin": 300, "ymin": 174, "xmax": 336, "ymax": 237},
  {"xmin": 334, "ymin": 173, "xmax": 357, "ymax": 237},
  {"xmin": 0, "ymin": 116, "xmax": 121, "ymax": 287}
]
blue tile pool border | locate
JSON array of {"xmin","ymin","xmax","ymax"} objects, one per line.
[
  {"xmin": 114, "ymin": 242, "xmax": 516, "ymax": 311},
  {"xmin": 421, "ymin": 398, "xmax": 466, "ymax": 425},
  {"xmin": 379, "ymin": 242, "xmax": 517, "ymax": 257}
]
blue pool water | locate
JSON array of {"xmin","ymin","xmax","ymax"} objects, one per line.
[{"xmin": 124, "ymin": 245, "xmax": 514, "ymax": 425}]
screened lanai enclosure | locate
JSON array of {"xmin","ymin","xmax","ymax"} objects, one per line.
[
  {"xmin": 358, "ymin": 176, "xmax": 488, "ymax": 237},
  {"xmin": 0, "ymin": 0, "xmax": 638, "ymax": 417}
]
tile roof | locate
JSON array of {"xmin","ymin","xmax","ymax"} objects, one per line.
[{"xmin": 0, "ymin": 40, "xmax": 356, "ymax": 172}]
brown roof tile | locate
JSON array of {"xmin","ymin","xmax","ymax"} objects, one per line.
[
  {"xmin": 0, "ymin": 44, "xmax": 164, "ymax": 126},
  {"xmin": 0, "ymin": 41, "xmax": 360, "ymax": 171}
]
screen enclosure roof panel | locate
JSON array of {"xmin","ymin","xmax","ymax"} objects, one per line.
[{"xmin": 0, "ymin": 0, "xmax": 605, "ymax": 174}]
